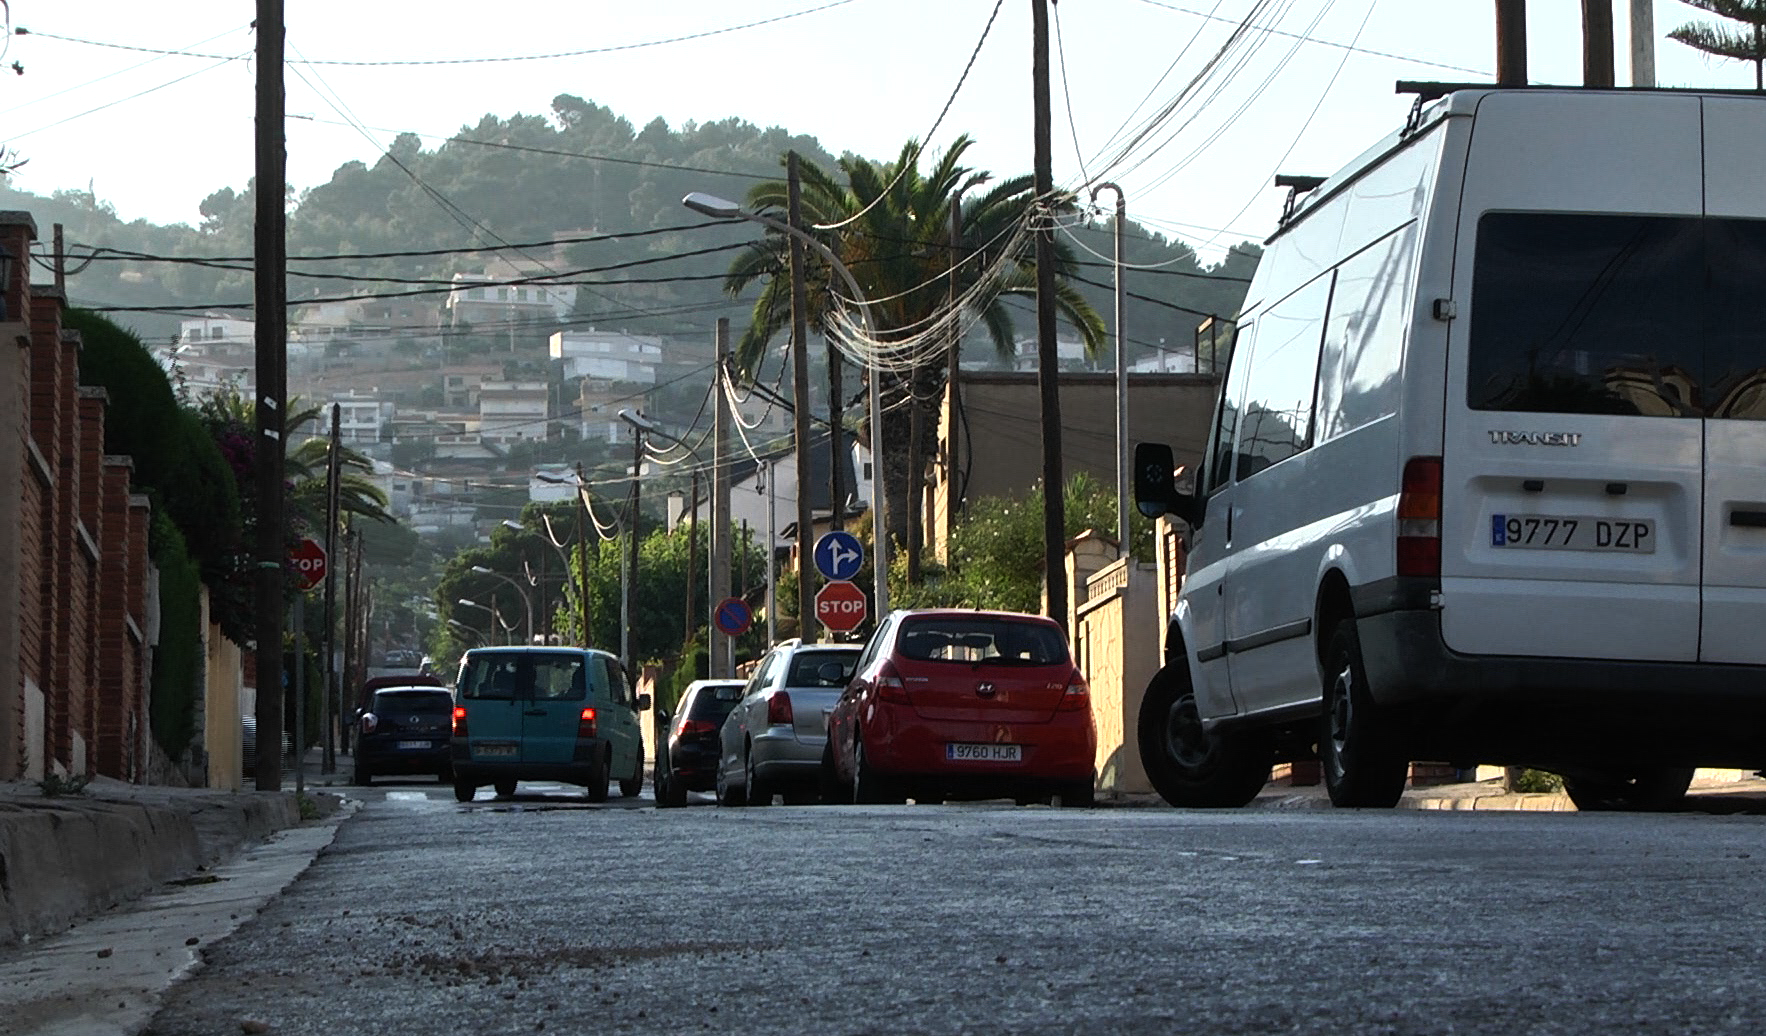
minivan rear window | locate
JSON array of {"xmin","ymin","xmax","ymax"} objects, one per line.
[
  {"xmin": 1467, "ymin": 211, "xmax": 1766, "ymax": 418},
  {"xmin": 374, "ymin": 689, "xmax": 452, "ymax": 713},
  {"xmin": 896, "ymin": 617, "xmax": 1068, "ymax": 665},
  {"xmin": 459, "ymin": 652, "xmax": 595, "ymax": 701}
]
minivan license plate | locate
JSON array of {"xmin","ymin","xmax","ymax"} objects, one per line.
[
  {"xmin": 1491, "ymin": 514, "xmax": 1655, "ymax": 553},
  {"xmin": 475, "ymin": 743, "xmax": 518, "ymax": 758},
  {"xmin": 946, "ymin": 743, "xmax": 1022, "ymax": 762}
]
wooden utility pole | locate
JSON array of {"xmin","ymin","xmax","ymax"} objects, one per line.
[
  {"xmin": 1496, "ymin": 0, "xmax": 1528, "ymax": 86},
  {"xmin": 1032, "ymin": 0, "xmax": 1069, "ymax": 631},
  {"xmin": 321, "ymin": 403, "xmax": 341, "ymax": 774},
  {"xmin": 787, "ymin": 153, "xmax": 816, "ymax": 640},
  {"xmin": 624, "ymin": 426, "xmax": 642, "ymax": 671},
  {"xmin": 710, "ymin": 319, "xmax": 733, "ymax": 676},
  {"xmin": 252, "ymin": 0, "xmax": 288, "ymax": 790},
  {"xmin": 944, "ymin": 200, "xmax": 963, "ymax": 550},
  {"xmin": 51, "ymin": 224, "xmax": 64, "ymax": 294},
  {"xmin": 685, "ymin": 469, "xmax": 699, "ymax": 660},
  {"xmin": 1630, "ymin": 0, "xmax": 1656, "ymax": 87},
  {"xmin": 574, "ymin": 461, "xmax": 591, "ymax": 644},
  {"xmin": 1584, "ymin": 0, "xmax": 1615, "ymax": 87},
  {"xmin": 828, "ymin": 338, "xmax": 844, "ymax": 532},
  {"xmin": 339, "ymin": 521, "xmax": 357, "ymax": 751}
]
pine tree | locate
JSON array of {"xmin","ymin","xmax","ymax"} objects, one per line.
[{"xmin": 1669, "ymin": 0, "xmax": 1766, "ymax": 89}]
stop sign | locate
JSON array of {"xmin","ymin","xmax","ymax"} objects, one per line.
[
  {"xmin": 289, "ymin": 537, "xmax": 327, "ymax": 592},
  {"xmin": 814, "ymin": 580, "xmax": 868, "ymax": 633}
]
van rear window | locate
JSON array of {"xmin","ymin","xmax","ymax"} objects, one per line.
[
  {"xmin": 1468, "ymin": 212, "xmax": 1745, "ymax": 417},
  {"xmin": 459, "ymin": 652, "xmax": 594, "ymax": 701}
]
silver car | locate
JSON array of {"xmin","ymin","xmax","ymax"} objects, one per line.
[{"xmin": 715, "ymin": 640, "xmax": 860, "ymax": 806}]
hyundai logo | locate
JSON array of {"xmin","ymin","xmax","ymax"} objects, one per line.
[{"xmin": 975, "ymin": 682, "xmax": 997, "ymax": 698}]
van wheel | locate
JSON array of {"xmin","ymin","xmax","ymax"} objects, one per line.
[
  {"xmin": 493, "ymin": 778, "xmax": 517, "ymax": 799},
  {"xmin": 1137, "ymin": 666, "xmax": 1272, "ymax": 808},
  {"xmin": 585, "ymin": 750, "xmax": 611, "ymax": 803},
  {"xmin": 452, "ymin": 779, "xmax": 476, "ymax": 803},
  {"xmin": 1320, "ymin": 619, "xmax": 1409, "ymax": 808},
  {"xmin": 619, "ymin": 756, "xmax": 643, "ymax": 798},
  {"xmin": 1563, "ymin": 767, "xmax": 1694, "ymax": 812}
]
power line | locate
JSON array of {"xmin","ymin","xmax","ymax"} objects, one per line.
[
  {"xmin": 17, "ymin": 2, "xmax": 860, "ymax": 66},
  {"xmin": 1126, "ymin": 0, "xmax": 1491, "ymax": 77}
]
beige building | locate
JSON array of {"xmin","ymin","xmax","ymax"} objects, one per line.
[{"xmin": 928, "ymin": 370, "xmax": 1219, "ymax": 560}]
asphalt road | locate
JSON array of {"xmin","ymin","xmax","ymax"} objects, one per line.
[{"xmin": 139, "ymin": 780, "xmax": 1766, "ymax": 1036}]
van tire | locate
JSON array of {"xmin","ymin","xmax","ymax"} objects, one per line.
[
  {"xmin": 493, "ymin": 778, "xmax": 517, "ymax": 799},
  {"xmin": 1137, "ymin": 666, "xmax": 1273, "ymax": 808},
  {"xmin": 1320, "ymin": 619, "xmax": 1409, "ymax": 808},
  {"xmin": 453, "ymin": 779, "xmax": 476, "ymax": 803},
  {"xmin": 585, "ymin": 750, "xmax": 611, "ymax": 803},
  {"xmin": 1563, "ymin": 767, "xmax": 1694, "ymax": 812},
  {"xmin": 619, "ymin": 756, "xmax": 643, "ymax": 799}
]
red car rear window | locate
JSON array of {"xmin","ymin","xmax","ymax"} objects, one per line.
[{"xmin": 896, "ymin": 617, "xmax": 1068, "ymax": 665}]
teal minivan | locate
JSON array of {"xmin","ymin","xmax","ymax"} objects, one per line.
[{"xmin": 450, "ymin": 647, "xmax": 650, "ymax": 803}]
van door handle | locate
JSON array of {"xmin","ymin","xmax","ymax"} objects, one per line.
[
  {"xmin": 1731, "ymin": 510, "xmax": 1766, "ymax": 528},
  {"xmin": 523, "ymin": 708, "xmax": 547, "ymax": 717}
]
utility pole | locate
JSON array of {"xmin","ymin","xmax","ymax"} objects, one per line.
[
  {"xmin": 321, "ymin": 403, "xmax": 341, "ymax": 774},
  {"xmin": 252, "ymin": 0, "xmax": 288, "ymax": 790},
  {"xmin": 1091, "ymin": 184, "xmax": 1128, "ymax": 557},
  {"xmin": 828, "ymin": 340, "xmax": 844, "ymax": 532},
  {"xmin": 52, "ymin": 224, "xmax": 64, "ymax": 294},
  {"xmin": 1032, "ymin": 0, "xmax": 1069, "ymax": 632},
  {"xmin": 1584, "ymin": 0, "xmax": 1615, "ymax": 87},
  {"xmin": 763, "ymin": 461, "xmax": 777, "ymax": 644},
  {"xmin": 1496, "ymin": 0, "xmax": 1528, "ymax": 86},
  {"xmin": 944, "ymin": 199, "xmax": 963, "ymax": 552},
  {"xmin": 574, "ymin": 461, "xmax": 591, "ymax": 645},
  {"xmin": 340, "ymin": 520, "xmax": 357, "ymax": 752},
  {"xmin": 787, "ymin": 153, "xmax": 817, "ymax": 641},
  {"xmin": 1629, "ymin": 0, "xmax": 1655, "ymax": 87},
  {"xmin": 624, "ymin": 425, "xmax": 643, "ymax": 671},
  {"xmin": 710, "ymin": 319, "xmax": 733, "ymax": 677},
  {"xmin": 685, "ymin": 469, "xmax": 699, "ymax": 662}
]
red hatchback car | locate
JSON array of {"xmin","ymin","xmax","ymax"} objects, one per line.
[{"xmin": 823, "ymin": 609, "xmax": 1097, "ymax": 806}]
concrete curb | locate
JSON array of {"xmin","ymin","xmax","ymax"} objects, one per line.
[{"xmin": 0, "ymin": 780, "xmax": 305, "ymax": 949}]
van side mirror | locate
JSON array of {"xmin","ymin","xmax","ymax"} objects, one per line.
[
  {"xmin": 635, "ymin": 693, "xmax": 653, "ymax": 712},
  {"xmin": 1133, "ymin": 442, "xmax": 1204, "ymax": 528}
]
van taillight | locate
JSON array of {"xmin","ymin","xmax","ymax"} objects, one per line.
[
  {"xmin": 766, "ymin": 692, "xmax": 794, "ymax": 727},
  {"xmin": 1397, "ymin": 456, "xmax": 1443, "ymax": 578},
  {"xmin": 451, "ymin": 706, "xmax": 467, "ymax": 738},
  {"xmin": 578, "ymin": 707, "xmax": 598, "ymax": 739},
  {"xmin": 1057, "ymin": 673, "xmax": 1090, "ymax": 712},
  {"xmin": 876, "ymin": 662, "xmax": 909, "ymax": 704}
]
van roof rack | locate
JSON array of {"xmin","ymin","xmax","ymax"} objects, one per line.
[
  {"xmin": 1274, "ymin": 174, "xmax": 1327, "ymax": 224},
  {"xmin": 1396, "ymin": 80, "xmax": 1494, "ymax": 102}
]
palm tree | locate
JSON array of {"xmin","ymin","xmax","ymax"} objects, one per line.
[{"xmin": 720, "ymin": 136, "xmax": 1105, "ymax": 565}]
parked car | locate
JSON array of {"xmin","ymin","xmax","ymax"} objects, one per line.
[
  {"xmin": 825, "ymin": 610, "xmax": 1096, "ymax": 806},
  {"xmin": 448, "ymin": 646, "xmax": 650, "ymax": 803},
  {"xmin": 715, "ymin": 640, "xmax": 861, "ymax": 806},
  {"xmin": 1132, "ymin": 86, "xmax": 1766, "ymax": 812},
  {"xmin": 653, "ymin": 679, "xmax": 746, "ymax": 807},
  {"xmin": 353, "ymin": 683, "xmax": 456, "ymax": 785}
]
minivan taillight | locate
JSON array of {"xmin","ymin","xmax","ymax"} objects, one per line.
[
  {"xmin": 675, "ymin": 715, "xmax": 717, "ymax": 737},
  {"xmin": 1057, "ymin": 673, "xmax": 1090, "ymax": 712},
  {"xmin": 1397, "ymin": 456, "xmax": 1443, "ymax": 578},
  {"xmin": 451, "ymin": 706, "xmax": 468, "ymax": 738},
  {"xmin": 360, "ymin": 712, "xmax": 379, "ymax": 734},
  {"xmin": 766, "ymin": 691, "xmax": 794, "ymax": 727},
  {"xmin": 578, "ymin": 707, "xmax": 598, "ymax": 739},
  {"xmin": 876, "ymin": 662, "xmax": 909, "ymax": 704}
]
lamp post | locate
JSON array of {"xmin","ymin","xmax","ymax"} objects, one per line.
[
  {"xmin": 456, "ymin": 597, "xmax": 510, "ymax": 644},
  {"xmin": 533, "ymin": 471, "xmax": 594, "ymax": 645},
  {"xmin": 682, "ymin": 191, "xmax": 890, "ymax": 618},
  {"xmin": 470, "ymin": 566, "xmax": 534, "ymax": 645},
  {"xmin": 1090, "ymin": 182, "xmax": 1129, "ymax": 557},
  {"xmin": 446, "ymin": 617, "xmax": 485, "ymax": 647}
]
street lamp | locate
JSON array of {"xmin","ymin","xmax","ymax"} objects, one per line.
[
  {"xmin": 1090, "ymin": 182, "xmax": 1128, "ymax": 557},
  {"xmin": 446, "ymin": 618, "xmax": 485, "ymax": 646},
  {"xmin": 533, "ymin": 469, "xmax": 594, "ymax": 645},
  {"xmin": 456, "ymin": 597, "xmax": 512, "ymax": 644},
  {"xmin": 470, "ymin": 567, "xmax": 534, "ymax": 645},
  {"xmin": 682, "ymin": 191, "xmax": 890, "ymax": 618}
]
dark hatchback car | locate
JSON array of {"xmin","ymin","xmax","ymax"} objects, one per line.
[
  {"xmin": 354, "ymin": 684, "xmax": 456, "ymax": 784},
  {"xmin": 654, "ymin": 679, "xmax": 746, "ymax": 807}
]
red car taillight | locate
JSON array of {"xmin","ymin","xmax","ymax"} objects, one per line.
[
  {"xmin": 766, "ymin": 691, "xmax": 794, "ymax": 727},
  {"xmin": 675, "ymin": 716, "xmax": 717, "ymax": 737},
  {"xmin": 876, "ymin": 662, "xmax": 909, "ymax": 704},
  {"xmin": 450, "ymin": 706, "xmax": 467, "ymax": 738},
  {"xmin": 578, "ymin": 707, "xmax": 598, "ymax": 739},
  {"xmin": 1057, "ymin": 673, "xmax": 1090, "ymax": 712},
  {"xmin": 360, "ymin": 712, "xmax": 378, "ymax": 734},
  {"xmin": 1397, "ymin": 456, "xmax": 1443, "ymax": 578}
]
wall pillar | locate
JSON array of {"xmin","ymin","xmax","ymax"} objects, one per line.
[{"xmin": 0, "ymin": 211, "xmax": 36, "ymax": 779}]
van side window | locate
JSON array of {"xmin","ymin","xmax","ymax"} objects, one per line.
[
  {"xmin": 1317, "ymin": 227, "xmax": 1414, "ymax": 441},
  {"xmin": 1204, "ymin": 324, "xmax": 1251, "ymax": 495},
  {"xmin": 1236, "ymin": 275, "xmax": 1331, "ymax": 481},
  {"xmin": 1468, "ymin": 212, "xmax": 1700, "ymax": 416}
]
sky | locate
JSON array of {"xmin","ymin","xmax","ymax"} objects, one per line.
[{"xmin": 1, "ymin": 1, "xmax": 1759, "ymax": 262}]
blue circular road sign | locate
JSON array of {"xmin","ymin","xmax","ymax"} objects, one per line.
[
  {"xmin": 714, "ymin": 596, "xmax": 753, "ymax": 637},
  {"xmin": 813, "ymin": 530, "xmax": 865, "ymax": 582}
]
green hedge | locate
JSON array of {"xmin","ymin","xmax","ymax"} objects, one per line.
[{"xmin": 148, "ymin": 512, "xmax": 202, "ymax": 761}]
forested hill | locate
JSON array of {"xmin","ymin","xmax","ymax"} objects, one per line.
[{"xmin": 1, "ymin": 93, "xmax": 1258, "ymax": 359}]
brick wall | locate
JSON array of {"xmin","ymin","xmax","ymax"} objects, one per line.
[
  {"xmin": 95, "ymin": 458, "xmax": 134, "ymax": 778},
  {"xmin": 128, "ymin": 495, "xmax": 152, "ymax": 781},
  {"xmin": 0, "ymin": 214, "xmax": 30, "ymax": 779},
  {"xmin": 49, "ymin": 318, "xmax": 89, "ymax": 774},
  {"xmin": 27, "ymin": 292, "xmax": 64, "ymax": 774},
  {"xmin": 76, "ymin": 388, "xmax": 106, "ymax": 776}
]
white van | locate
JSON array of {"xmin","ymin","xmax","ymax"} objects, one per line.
[{"xmin": 1133, "ymin": 86, "xmax": 1766, "ymax": 811}]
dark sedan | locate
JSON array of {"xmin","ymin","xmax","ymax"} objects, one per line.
[
  {"xmin": 654, "ymin": 679, "xmax": 745, "ymax": 807},
  {"xmin": 354, "ymin": 685, "xmax": 455, "ymax": 784}
]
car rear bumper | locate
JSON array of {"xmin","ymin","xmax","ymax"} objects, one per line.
[
  {"xmin": 357, "ymin": 738, "xmax": 451, "ymax": 773},
  {"xmin": 1356, "ymin": 608, "xmax": 1766, "ymax": 768},
  {"xmin": 666, "ymin": 741, "xmax": 720, "ymax": 791},
  {"xmin": 749, "ymin": 729, "xmax": 824, "ymax": 788},
  {"xmin": 860, "ymin": 707, "xmax": 1095, "ymax": 784}
]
